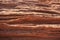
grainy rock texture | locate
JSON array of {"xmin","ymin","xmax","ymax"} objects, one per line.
[{"xmin": 0, "ymin": 0, "xmax": 60, "ymax": 40}]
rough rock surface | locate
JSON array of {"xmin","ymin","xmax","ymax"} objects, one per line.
[{"xmin": 0, "ymin": 0, "xmax": 60, "ymax": 40}]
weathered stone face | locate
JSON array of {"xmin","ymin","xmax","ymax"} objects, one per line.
[{"xmin": 0, "ymin": 0, "xmax": 60, "ymax": 40}]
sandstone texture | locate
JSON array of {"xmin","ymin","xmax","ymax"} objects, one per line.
[{"xmin": 0, "ymin": 0, "xmax": 60, "ymax": 40}]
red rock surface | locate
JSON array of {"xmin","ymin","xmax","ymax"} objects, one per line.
[{"xmin": 0, "ymin": 0, "xmax": 60, "ymax": 40}]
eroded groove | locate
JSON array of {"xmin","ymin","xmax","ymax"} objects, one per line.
[
  {"xmin": 18, "ymin": 2, "xmax": 50, "ymax": 7},
  {"xmin": 0, "ymin": 23, "xmax": 60, "ymax": 39},
  {"xmin": 18, "ymin": 10, "xmax": 60, "ymax": 15},
  {"xmin": 0, "ymin": 18, "xmax": 17, "ymax": 20},
  {"xmin": 5, "ymin": 15, "xmax": 60, "ymax": 24}
]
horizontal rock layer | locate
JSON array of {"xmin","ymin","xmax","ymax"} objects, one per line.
[{"xmin": 0, "ymin": 0, "xmax": 60, "ymax": 40}]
